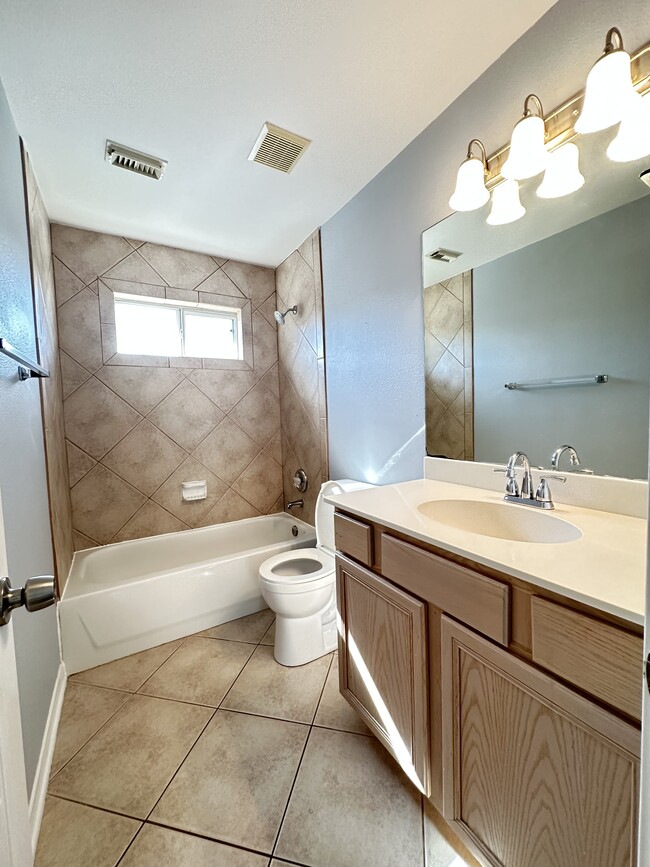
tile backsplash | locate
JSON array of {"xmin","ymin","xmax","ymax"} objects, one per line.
[{"xmin": 52, "ymin": 226, "xmax": 285, "ymax": 548}]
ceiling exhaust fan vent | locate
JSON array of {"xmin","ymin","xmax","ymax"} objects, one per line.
[
  {"xmin": 248, "ymin": 123, "xmax": 311, "ymax": 173},
  {"xmin": 105, "ymin": 141, "xmax": 167, "ymax": 180},
  {"xmin": 426, "ymin": 248, "xmax": 462, "ymax": 263}
]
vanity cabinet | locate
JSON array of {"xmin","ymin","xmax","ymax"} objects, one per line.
[
  {"xmin": 334, "ymin": 509, "xmax": 643, "ymax": 867},
  {"xmin": 336, "ymin": 555, "xmax": 430, "ymax": 795},
  {"xmin": 442, "ymin": 616, "xmax": 639, "ymax": 867}
]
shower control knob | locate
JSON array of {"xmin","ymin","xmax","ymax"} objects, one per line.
[
  {"xmin": 0, "ymin": 575, "xmax": 56, "ymax": 626},
  {"xmin": 293, "ymin": 469, "xmax": 308, "ymax": 493}
]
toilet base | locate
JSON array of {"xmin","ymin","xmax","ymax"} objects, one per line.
[{"xmin": 273, "ymin": 597, "xmax": 337, "ymax": 666}]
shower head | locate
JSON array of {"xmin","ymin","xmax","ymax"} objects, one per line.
[{"xmin": 274, "ymin": 305, "xmax": 298, "ymax": 325}]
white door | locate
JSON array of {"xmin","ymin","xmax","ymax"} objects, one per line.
[{"xmin": 0, "ymin": 484, "xmax": 32, "ymax": 867}]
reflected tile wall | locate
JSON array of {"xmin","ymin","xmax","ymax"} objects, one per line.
[
  {"xmin": 275, "ymin": 231, "xmax": 328, "ymax": 524},
  {"xmin": 51, "ymin": 226, "xmax": 283, "ymax": 548},
  {"xmin": 424, "ymin": 271, "xmax": 473, "ymax": 461}
]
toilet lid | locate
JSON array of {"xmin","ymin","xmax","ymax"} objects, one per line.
[{"xmin": 260, "ymin": 548, "xmax": 334, "ymax": 584}]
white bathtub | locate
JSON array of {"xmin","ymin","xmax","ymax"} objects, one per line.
[{"xmin": 60, "ymin": 514, "xmax": 316, "ymax": 674}]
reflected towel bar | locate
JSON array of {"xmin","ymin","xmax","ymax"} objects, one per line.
[
  {"xmin": 0, "ymin": 338, "xmax": 49, "ymax": 381},
  {"xmin": 505, "ymin": 374, "xmax": 608, "ymax": 390}
]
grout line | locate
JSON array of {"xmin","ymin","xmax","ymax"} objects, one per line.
[
  {"xmin": 113, "ymin": 821, "xmax": 145, "ymax": 867},
  {"xmin": 46, "ymin": 792, "xmax": 145, "ymax": 823},
  {"xmin": 269, "ymin": 722, "xmax": 313, "ymax": 859},
  {"xmin": 309, "ymin": 652, "xmax": 334, "ymax": 726},
  {"xmin": 142, "ymin": 817, "xmax": 285, "ymax": 861}
]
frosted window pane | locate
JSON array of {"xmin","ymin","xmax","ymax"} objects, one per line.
[
  {"xmin": 115, "ymin": 302, "xmax": 181, "ymax": 356},
  {"xmin": 184, "ymin": 312, "xmax": 238, "ymax": 359}
]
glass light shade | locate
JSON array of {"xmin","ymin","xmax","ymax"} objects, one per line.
[
  {"xmin": 448, "ymin": 157, "xmax": 490, "ymax": 211},
  {"xmin": 607, "ymin": 92, "xmax": 650, "ymax": 162},
  {"xmin": 487, "ymin": 180, "xmax": 526, "ymax": 226},
  {"xmin": 575, "ymin": 49, "xmax": 637, "ymax": 133},
  {"xmin": 537, "ymin": 143, "xmax": 585, "ymax": 198},
  {"xmin": 502, "ymin": 115, "xmax": 548, "ymax": 180}
]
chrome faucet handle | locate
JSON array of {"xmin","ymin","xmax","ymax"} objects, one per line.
[
  {"xmin": 535, "ymin": 478, "xmax": 554, "ymax": 509},
  {"xmin": 505, "ymin": 475, "xmax": 519, "ymax": 497}
]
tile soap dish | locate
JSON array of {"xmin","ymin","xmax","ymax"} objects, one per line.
[{"xmin": 181, "ymin": 480, "xmax": 207, "ymax": 501}]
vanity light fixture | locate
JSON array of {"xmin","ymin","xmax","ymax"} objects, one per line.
[
  {"xmin": 575, "ymin": 27, "xmax": 637, "ymax": 134},
  {"xmin": 487, "ymin": 179, "xmax": 526, "ymax": 225},
  {"xmin": 607, "ymin": 91, "xmax": 650, "ymax": 163},
  {"xmin": 448, "ymin": 140, "xmax": 490, "ymax": 212},
  {"xmin": 537, "ymin": 142, "xmax": 585, "ymax": 198},
  {"xmin": 502, "ymin": 95, "xmax": 548, "ymax": 180}
]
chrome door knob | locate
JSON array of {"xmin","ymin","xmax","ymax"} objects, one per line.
[{"xmin": 0, "ymin": 575, "xmax": 56, "ymax": 626}]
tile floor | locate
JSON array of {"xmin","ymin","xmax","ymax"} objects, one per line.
[{"xmin": 37, "ymin": 610, "xmax": 475, "ymax": 867}]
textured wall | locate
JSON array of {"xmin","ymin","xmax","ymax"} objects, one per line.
[
  {"xmin": 275, "ymin": 231, "xmax": 328, "ymax": 524},
  {"xmin": 52, "ymin": 226, "xmax": 284, "ymax": 547},
  {"xmin": 23, "ymin": 155, "xmax": 74, "ymax": 586},
  {"xmin": 0, "ymin": 81, "xmax": 60, "ymax": 796},
  {"xmin": 320, "ymin": 0, "xmax": 650, "ymax": 485},
  {"xmin": 424, "ymin": 271, "xmax": 473, "ymax": 460}
]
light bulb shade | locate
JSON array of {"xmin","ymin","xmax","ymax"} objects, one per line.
[
  {"xmin": 575, "ymin": 49, "xmax": 637, "ymax": 133},
  {"xmin": 487, "ymin": 180, "xmax": 526, "ymax": 226},
  {"xmin": 502, "ymin": 115, "xmax": 548, "ymax": 180},
  {"xmin": 607, "ymin": 92, "xmax": 650, "ymax": 162},
  {"xmin": 449, "ymin": 157, "xmax": 489, "ymax": 211},
  {"xmin": 537, "ymin": 143, "xmax": 585, "ymax": 198}
]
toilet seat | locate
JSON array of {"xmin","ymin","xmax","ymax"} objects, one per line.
[{"xmin": 259, "ymin": 548, "xmax": 334, "ymax": 594}]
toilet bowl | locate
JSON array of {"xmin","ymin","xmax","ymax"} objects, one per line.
[{"xmin": 259, "ymin": 479, "xmax": 374, "ymax": 666}]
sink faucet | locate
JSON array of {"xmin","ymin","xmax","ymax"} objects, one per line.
[
  {"xmin": 503, "ymin": 451, "xmax": 555, "ymax": 510},
  {"xmin": 551, "ymin": 444, "xmax": 580, "ymax": 471}
]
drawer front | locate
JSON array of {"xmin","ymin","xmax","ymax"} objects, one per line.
[
  {"xmin": 334, "ymin": 513, "xmax": 373, "ymax": 566},
  {"xmin": 381, "ymin": 535, "xmax": 509, "ymax": 646},
  {"xmin": 531, "ymin": 597, "xmax": 643, "ymax": 722}
]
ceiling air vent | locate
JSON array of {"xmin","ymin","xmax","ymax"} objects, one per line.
[
  {"xmin": 105, "ymin": 141, "xmax": 167, "ymax": 180},
  {"xmin": 426, "ymin": 248, "xmax": 462, "ymax": 263},
  {"xmin": 248, "ymin": 123, "xmax": 311, "ymax": 173}
]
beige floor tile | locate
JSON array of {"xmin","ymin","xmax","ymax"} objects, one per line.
[
  {"xmin": 222, "ymin": 646, "xmax": 331, "ymax": 723},
  {"xmin": 199, "ymin": 609, "xmax": 275, "ymax": 643},
  {"xmin": 120, "ymin": 823, "xmax": 268, "ymax": 867},
  {"xmin": 69, "ymin": 638, "xmax": 186, "ymax": 691},
  {"xmin": 138, "ymin": 637, "xmax": 254, "ymax": 706},
  {"xmin": 50, "ymin": 682, "xmax": 130, "ymax": 776},
  {"xmin": 275, "ymin": 727, "xmax": 424, "ymax": 867},
  {"xmin": 49, "ymin": 694, "xmax": 212, "ymax": 818},
  {"xmin": 35, "ymin": 796, "xmax": 139, "ymax": 867},
  {"xmin": 151, "ymin": 709, "xmax": 308, "ymax": 853},
  {"xmin": 424, "ymin": 798, "xmax": 478, "ymax": 867},
  {"xmin": 313, "ymin": 654, "xmax": 369, "ymax": 735},
  {"xmin": 260, "ymin": 619, "xmax": 275, "ymax": 645}
]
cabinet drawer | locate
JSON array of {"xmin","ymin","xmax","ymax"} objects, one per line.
[
  {"xmin": 381, "ymin": 535, "xmax": 509, "ymax": 646},
  {"xmin": 531, "ymin": 598, "xmax": 643, "ymax": 722},
  {"xmin": 334, "ymin": 513, "xmax": 373, "ymax": 566}
]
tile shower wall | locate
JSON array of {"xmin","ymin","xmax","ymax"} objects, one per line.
[
  {"xmin": 52, "ymin": 226, "xmax": 283, "ymax": 548},
  {"xmin": 24, "ymin": 154, "xmax": 74, "ymax": 584},
  {"xmin": 424, "ymin": 271, "xmax": 473, "ymax": 460},
  {"xmin": 275, "ymin": 231, "xmax": 328, "ymax": 524}
]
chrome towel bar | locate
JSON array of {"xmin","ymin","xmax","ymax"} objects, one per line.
[
  {"xmin": 505, "ymin": 374, "xmax": 608, "ymax": 390},
  {"xmin": 0, "ymin": 338, "xmax": 49, "ymax": 380}
]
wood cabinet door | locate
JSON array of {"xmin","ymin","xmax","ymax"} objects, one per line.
[
  {"xmin": 441, "ymin": 616, "xmax": 640, "ymax": 867},
  {"xmin": 336, "ymin": 555, "xmax": 430, "ymax": 795}
]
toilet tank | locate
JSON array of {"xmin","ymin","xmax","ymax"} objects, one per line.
[{"xmin": 315, "ymin": 479, "xmax": 376, "ymax": 554}]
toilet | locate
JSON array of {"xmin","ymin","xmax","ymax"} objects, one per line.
[{"xmin": 259, "ymin": 479, "xmax": 374, "ymax": 666}]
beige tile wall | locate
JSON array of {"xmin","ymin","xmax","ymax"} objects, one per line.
[
  {"xmin": 52, "ymin": 226, "xmax": 284, "ymax": 548},
  {"xmin": 275, "ymin": 231, "xmax": 328, "ymax": 524},
  {"xmin": 24, "ymin": 154, "xmax": 74, "ymax": 586},
  {"xmin": 424, "ymin": 271, "xmax": 473, "ymax": 460}
]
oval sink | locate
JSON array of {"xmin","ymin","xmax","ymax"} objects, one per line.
[{"xmin": 417, "ymin": 499, "xmax": 582, "ymax": 544}]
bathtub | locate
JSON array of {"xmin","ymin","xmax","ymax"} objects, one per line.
[{"xmin": 60, "ymin": 513, "xmax": 316, "ymax": 674}]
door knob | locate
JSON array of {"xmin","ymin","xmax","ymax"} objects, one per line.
[{"xmin": 0, "ymin": 575, "xmax": 56, "ymax": 626}]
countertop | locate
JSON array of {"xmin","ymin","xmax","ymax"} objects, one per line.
[{"xmin": 326, "ymin": 478, "xmax": 647, "ymax": 626}]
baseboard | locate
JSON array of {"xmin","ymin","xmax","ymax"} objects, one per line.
[{"xmin": 29, "ymin": 661, "xmax": 66, "ymax": 854}]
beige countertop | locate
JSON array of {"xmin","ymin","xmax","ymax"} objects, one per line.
[{"xmin": 326, "ymin": 478, "xmax": 647, "ymax": 626}]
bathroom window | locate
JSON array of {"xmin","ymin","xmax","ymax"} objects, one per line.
[{"xmin": 113, "ymin": 293, "xmax": 242, "ymax": 359}]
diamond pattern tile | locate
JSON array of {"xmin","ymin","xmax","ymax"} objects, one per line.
[
  {"xmin": 194, "ymin": 268, "xmax": 244, "ymax": 297},
  {"xmin": 60, "ymin": 351, "xmax": 91, "ymax": 399},
  {"xmin": 138, "ymin": 242, "xmax": 218, "ymax": 289},
  {"xmin": 95, "ymin": 365, "xmax": 184, "ymax": 415},
  {"xmin": 193, "ymin": 417, "xmax": 260, "ymax": 485},
  {"xmin": 232, "ymin": 451, "xmax": 282, "ymax": 513},
  {"xmin": 148, "ymin": 380, "xmax": 224, "ymax": 451},
  {"xmin": 188, "ymin": 369, "xmax": 257, "ymax": 413},
  {"xmin": 70, "ymin": 465, "xmax": 146, "ymax": 544},
  {"xmin": 51, "ymin": 225, "xmax": 132, "ymax": 286},
  {"xmin": 151, "ymin": 456, "xmax": 228, "ymax": 526},
  {"xmin": 222, "ymin": 260, "xmax": 275, "ymax": 309},
  {"xmin": 58, "ymin": 288, "xmax": 103, "ymax": 373},
  {"xmin": 53, "ymin": 256, "xmax": 84, "ymax": 306},
  {"xmin": 112, "ymin": 501, "xmax": 188, "ymax": 542},
  {"xmin": 101, "ymin": 420, "xmax": 186, "ymax": 495},
  {"xmin": 102, "ymin": 250, "xmax": 166, "ymax": 284},
  {"xmin": 64, "ymin": 378, "xmax": 142, "ymax": 459},
  {"xmin": 229, "ymin": 382, "xmax": 280, "ymax": 447}
]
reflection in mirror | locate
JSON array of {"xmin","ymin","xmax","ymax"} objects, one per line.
[{"xmin": 422, "ymin": 145, "xmax": 650, "ymax": 480}]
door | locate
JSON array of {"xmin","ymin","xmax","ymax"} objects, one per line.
[
  {"xmin": 639, "ymin": 485, "xmax": 650, "ymax": 862},
  {"xmin": 442, "ymin": 615, "xmax": 640, "ymax": 867},
  {"xmin": 336, "ymin": 554, "xmax": 430, "ymax": 795},
  {"xmin": 0, "ymin": 486, "xmax": 33, "ymax": 867}
]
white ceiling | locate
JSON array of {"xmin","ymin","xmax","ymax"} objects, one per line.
[{"xmin": 0, "ymin": 0, "xmax": 557, "ymax": 267}]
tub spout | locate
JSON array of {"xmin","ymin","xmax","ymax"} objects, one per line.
[{"xmin": 287, "ymin": 499, "xmax": 304, "ymax": 511}]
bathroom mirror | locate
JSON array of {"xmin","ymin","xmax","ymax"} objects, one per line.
[{"xmin": 421, "ymin": 130, "xmax": 650, "ymax": 480}]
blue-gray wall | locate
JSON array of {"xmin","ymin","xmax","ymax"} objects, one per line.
[
  {"xmin": 0, "ymin": 78, "xmax": 60, "ymax": 795},
  {"xmin": 321, "ymin": 0, "xmax": 650, "ymax": 484}
]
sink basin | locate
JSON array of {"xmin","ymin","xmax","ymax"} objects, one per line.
[{"xmin": 417, "ymin": 499, "xmax": 582, "ymax": 544}]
